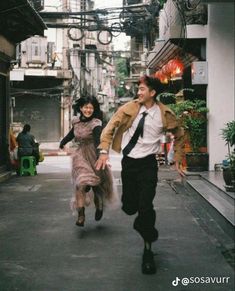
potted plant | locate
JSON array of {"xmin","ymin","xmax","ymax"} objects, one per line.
[
  {"xmin": 221, "ymin": 120, "xmax": 235, "ymax": 192},
  {"xmin": 169, "ymin": 99, "xmax": 209, "ymax": 171}
]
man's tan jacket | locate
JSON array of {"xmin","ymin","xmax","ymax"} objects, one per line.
[{"xmin": 98, "ymin": 100, "xmax": 185, "ymax": 163}]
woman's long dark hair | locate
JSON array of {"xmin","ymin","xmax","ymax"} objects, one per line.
[{"xmin": 74, "ymin": 96, "xmax": 103, "ymax": 121}]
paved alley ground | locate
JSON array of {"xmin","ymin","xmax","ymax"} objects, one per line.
[{"xmin": 0, "ymin": 155, "xmax": 234, "ymax": 291}]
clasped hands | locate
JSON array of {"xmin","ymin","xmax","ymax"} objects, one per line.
[{"xmin": 95, "ymin": 153, "xmax": 109, "ymax": 170}]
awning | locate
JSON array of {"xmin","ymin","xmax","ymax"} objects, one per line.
[
  {"xmin": 147, "ymin": 38, "xmax": 204, "ymax": 71},
  {"xmin": 0, "ymin": 0, "xmax": 47, "ymax": 43}
]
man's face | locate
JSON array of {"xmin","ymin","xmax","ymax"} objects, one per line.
[{"xmin": 137, "ymin": 82, "xmax": 156, "ymax": 105}]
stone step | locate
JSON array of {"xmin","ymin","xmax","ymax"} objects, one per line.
[
  {"xmin": 200, "ymin": 171, "xmax": 235, "ymax": 200},
  {"xmin": 186, "ymin": 177, "xmax": 235, "ymax": 226},
  {"xmin": 0, "ymin": 165, "xmax": 7, "ymax": 174},
  {"xmin": 0, "ymin": 170, "xmax": 12, "ymax": 183}
]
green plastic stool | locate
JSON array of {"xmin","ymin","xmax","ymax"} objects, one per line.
[{"xmin": 19, "ymin": 156, "xmax": 37, "ymax": 176}]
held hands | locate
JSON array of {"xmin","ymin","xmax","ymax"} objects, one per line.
[{"xmin": 95, "ymin": 153, "xmax": 109, "ymax": 170}]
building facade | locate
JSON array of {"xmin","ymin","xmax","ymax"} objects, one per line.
[
  {"xmin": 10, "ymin": 0, "xmax": 116, "ymax": 148},
  {"xmin": 125, "ymin": 0, "xmax": 234, "ymax": 171},
  {"xmin": 0, "ymin": 0, "xmax": 46, "ymax": 168}
]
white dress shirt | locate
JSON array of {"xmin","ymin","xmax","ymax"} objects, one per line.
[{"xmin": 121, "ymin": 104, "xmax": 164, "ymax": 158}]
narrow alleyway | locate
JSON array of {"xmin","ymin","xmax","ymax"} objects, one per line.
[{"xmin": 0, "ymin": 156, "xmax": 234, "ymax": 291}]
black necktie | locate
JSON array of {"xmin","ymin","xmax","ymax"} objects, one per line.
[{"xmin": 123, "ymin": 112, "xmax": 148, "ymax": 156}]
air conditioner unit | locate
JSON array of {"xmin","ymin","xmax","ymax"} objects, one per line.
[{"xmin": 25, "ymin": 36, "xmax": 47, "ymax": 65}]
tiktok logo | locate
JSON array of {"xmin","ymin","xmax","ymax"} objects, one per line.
[{"xmin": 172, "ymin": 277, "xmax": 181, "ymax": 286}]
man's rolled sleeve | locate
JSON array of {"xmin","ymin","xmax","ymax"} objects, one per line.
[{"xmin": 98, "ymin": 110, "xmax": 122, "ymax": 151}]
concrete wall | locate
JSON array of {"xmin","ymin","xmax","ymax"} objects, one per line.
[{"xmin": 207, "ymin": 3, "xmax": 234, "ymax": 170}]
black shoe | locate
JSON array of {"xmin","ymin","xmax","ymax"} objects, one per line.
[
  {"xmin": 142, "ymin": 250, "xmax": 156, "ymax": 275},
  {"xmin": 94, "ymin": 193, "xmax": 103, "ymax": 221},
  {"xmin": 95, "ymin": 208, "xmax": 103, "ymax": 221},
  {"xmin": 76, "ymin": 220, "xmax": 84, "ymax": 227},
  {"xmin": 76, "ymin": 207, "xmax": 85, "ymax": 227}
]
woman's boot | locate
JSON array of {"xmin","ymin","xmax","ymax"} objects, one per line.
[
  {"xmin": 94, "ymin": 193, "xmax": 103, "ymax": 221},
  {"xmin": 76, "ymin": 207, "xmax": 85, "ymax": 226}
]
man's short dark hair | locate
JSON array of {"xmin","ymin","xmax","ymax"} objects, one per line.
[
  {"xmin": 138, "ymin": 75, "xmax": 166, "ymax": 98},
  {"xmin": 23, "ymin": 124, "xmax": 31, "ymax": 133}
]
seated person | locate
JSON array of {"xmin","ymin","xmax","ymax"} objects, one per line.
[{"xmin": 16, "ymin": 124, "xmax": 39, "ymax": 164}]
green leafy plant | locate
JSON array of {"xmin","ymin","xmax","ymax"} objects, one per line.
[
  {"xmin": 221, "ymin": 120, "xmax": 235, "ymax": 170},
  {"xmin": 184, "ymin": 115, "xmax": 207, "ymax": 152},
  {"xmin": 158, "ymin": 0, "xmax": 167, "ymax": 8},
  {"xmin": 157, "ymin": 92, "xmax": 176, "ymax": 105},
  {"xmin": 169, "ymin": 99, "xmax": 208, "ymax": 152},
  {"xmin": 157, "ymin": 89, "xmax": 208, "ymax": 152}
]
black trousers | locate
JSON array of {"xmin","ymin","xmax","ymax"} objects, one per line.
[{"xmin": 121, "ymin": 154, "xmax": 159, "ymax": 242}]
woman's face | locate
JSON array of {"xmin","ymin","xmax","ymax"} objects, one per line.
[{"xmin": 80, "ymin": 103, "xmax": 94, "ymax": 118}]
